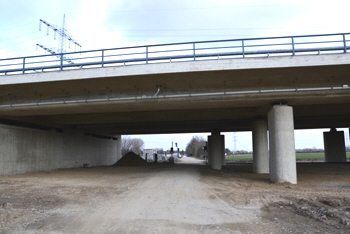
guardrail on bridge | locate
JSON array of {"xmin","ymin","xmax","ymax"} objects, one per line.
[{"xmin": 1, "ymin": 32, "xmax": 349, "ymax": 75}]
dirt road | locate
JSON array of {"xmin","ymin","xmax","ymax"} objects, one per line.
[{"xmin": 0, "ymin": 158, "xmax": 349, "ymax": 233}]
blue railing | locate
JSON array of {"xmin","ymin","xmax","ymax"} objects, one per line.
[{"xmin": 1, "ymin": 32, "xmax": 349, "ymax": 75}]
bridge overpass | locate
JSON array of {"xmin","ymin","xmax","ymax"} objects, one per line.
[{"xmin": 1, "ymin": 33, "xmax": 349, "ymax": 183}]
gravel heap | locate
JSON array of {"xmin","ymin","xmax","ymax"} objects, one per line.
[{"xmin": 113, "ymin": 152, "xmax": 148, "ymax": 166}]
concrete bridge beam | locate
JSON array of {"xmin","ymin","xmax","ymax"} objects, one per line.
[
  {"xmin": 323, "ymin": 128, "xmax": 347, "ymax": 162},
  {"xmin": 268, "ymin": 105, "xmax": 297, "ymax": 184},
  {"xmin": 252, "ymin": 119, "xmax": 269, "ymax": 174}
]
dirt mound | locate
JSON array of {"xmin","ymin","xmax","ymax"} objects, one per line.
[{"xmin": 113, "ymin": 152, "xmax": 148, "ymax": 166}]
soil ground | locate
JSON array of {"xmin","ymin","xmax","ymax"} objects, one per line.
[{"xmin": 0, "ymin": 157, "xmax": 349, "ymax": 233}]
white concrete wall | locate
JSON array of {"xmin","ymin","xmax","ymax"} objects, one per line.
[{"xmin": 0, "ymin": 124, "xmax": 120, "ymax": 175}]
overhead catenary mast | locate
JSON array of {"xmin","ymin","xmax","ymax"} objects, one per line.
[
  {"xmin": 37, "ymin": 14, "xmax": 81, "ymax": 64},
  {"xmin": 233, "ymin": 132, "xmax": 237, "ymax": 154}
]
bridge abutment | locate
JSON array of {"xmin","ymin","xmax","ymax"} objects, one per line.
[
  {"xmin": 252, "ymin": 119, "xmax": 269, "ymax": 174},
  {"xmin": 323, "ymin": 128, "xmax": 347, "ymax": 162},
  {"xmin": 268, "ymin": 105, "xmax": 297, "ymax": 184},
  {"xmin": 0, "ymin": 124, "xmax": 121, "ymax": 175}
]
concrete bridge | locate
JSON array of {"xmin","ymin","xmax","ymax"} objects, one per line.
[{"xmin": 1, "ymin": 33, "xmax": 350, "ymax": 183}]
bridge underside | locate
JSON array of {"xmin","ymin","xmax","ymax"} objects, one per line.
[
  {"xmin": 1, "ymin": 96, "xmax": 348, "ymax": 135},
  {"xmin": 0, "ymin": 54, "xmax": 350, "ymax": 182},
  {"xmin": 0, "ymin": 54, "xmax": 349, "ymax": 135}
]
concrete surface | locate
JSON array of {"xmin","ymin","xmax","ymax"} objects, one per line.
[
  {"xmin": 221, "ymin": 134, "xmax": 225, "ymax": 166},
  {"xmin": 0, "ymin": 124, "xmax": 121, "ymax": 174},
  {"xmin": 323, "ymin": 128, "xmax": 347, "ymax": 162},
  {"xmin": 207, "ymin": 135, "xmax": 212, "ymax": 166},
  {"xmin": 268, "ymin": 105, "xmax": 297, "ymax": 184},
  {"xmin": 0, "ymin": 53, "xmax": 349, "ymax": 179},
  {"xmin": 2, "ymin": 53, "xmax": 350, "ymax": 85},
  {"xmin": 0, "ymin": 54, "xmax": 349, "ymax": 135},
  {"xmin": 252, "ymin": 119, "xmax": 269, "ymax": 174},
  {"xmin": 209, "ymin": 131, "xmax": 224, "ymax": 170}
]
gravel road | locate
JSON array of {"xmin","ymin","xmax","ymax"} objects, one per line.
[{"xmin": 0, "ymin": 157, "xmax": 349, "ymax": 233}]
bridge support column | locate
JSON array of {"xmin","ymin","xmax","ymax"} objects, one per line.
[
  {"xmin": 323, "ymin": 128, "xmax": 346, "ymax": 162},
  {"xmin": 116, "ymin": 135, "xmax": 122, "ymax": 161},
  {"xmin": 268, "ymin": 105, "xmax": 297, "ymax": 184},
  {"xmin": 221, "ymin": 134, "xmax": 226, "ymax": 166},
  {"xmin": 207, "ymin": 136, "xmax": 212, "ymax": 166},
  {"xmin": 210, "ymin": 130, "xmax": 224, "ymax": 170},
  {"xmin": 252, "ymin": 119, "xmax": 269, "ymax": 174}
]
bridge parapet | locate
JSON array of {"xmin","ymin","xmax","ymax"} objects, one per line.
[{"xmin": 1, "ymin": 32, "xmax": 350, "ymax": 75}]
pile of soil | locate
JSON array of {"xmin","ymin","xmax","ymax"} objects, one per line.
[{"xmin": 113, "ymin": 152, "xmax": 148, "ymax": 166}]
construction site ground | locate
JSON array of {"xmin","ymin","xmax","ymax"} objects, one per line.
[{"xmin": 0, "ymin": 157, "xmax": 349, "ymax": 233}]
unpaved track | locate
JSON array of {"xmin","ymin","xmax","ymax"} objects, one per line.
[{"xmin": 0, "ymin": 158, "xmax": 349, "ymax": 233}]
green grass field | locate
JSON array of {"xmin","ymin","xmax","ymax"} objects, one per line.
[{"xmin": 225, "ymin": 152, "xmax": 350, "ymax": 161}]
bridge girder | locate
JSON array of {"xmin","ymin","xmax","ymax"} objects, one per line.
[{"xmin": 0, "ymin": 54, "xmax": 349, "ymax": 135}]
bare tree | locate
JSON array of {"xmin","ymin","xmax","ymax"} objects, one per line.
[
  {"xmin": 185, "ymin": 135, "xmax": 206, "ymax": 158},
  {"xmin": 121, "ymin": 136, "xmax": 145, "ymax": 156},
  {"xmin": 225, "ymin": 148, "xmax": 233, "ymax": 155}
]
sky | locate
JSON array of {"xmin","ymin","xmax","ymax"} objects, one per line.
[{"xmin": 1, "ymin": 0, "xmax": 350, "ymax": 151}]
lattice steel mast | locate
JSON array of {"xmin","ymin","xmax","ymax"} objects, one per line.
[{"xmin": 37, "ymin": 14, "xmax": 81, "ymax": 64}]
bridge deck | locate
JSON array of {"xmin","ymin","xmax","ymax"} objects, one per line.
[{"xmin": 0, "ymin": 33, "xmax": 349, "ymax": 135}]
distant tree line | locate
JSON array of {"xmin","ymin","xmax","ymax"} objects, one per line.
[
  {"xmin": 233, "ymin": 150, "xmax": 252, "ymax": 155},
  {"xmin": 295, "ymin": 148, "xmax": 324, "ymax": 153}
]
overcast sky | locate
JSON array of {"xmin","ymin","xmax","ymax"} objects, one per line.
[
  {"xmin": 1, "ymin": 0, "xmax": 349, "ymax": 151},
  {"xmin": 2, "ymin": 0, "xmax": 350, "ymax": 58}
]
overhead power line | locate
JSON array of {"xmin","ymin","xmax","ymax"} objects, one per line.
[
  {"xmin": 37, "ymin": 14, "xmax": 81, "ymax": 64},
  {"xmin": 35, "ymin": 44, "xmax": 74, "ymax": 64}
]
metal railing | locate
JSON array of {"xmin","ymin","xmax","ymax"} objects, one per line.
[{"xmin": 1, "ymin": 32, "xmax": 350, "ymax": 75}]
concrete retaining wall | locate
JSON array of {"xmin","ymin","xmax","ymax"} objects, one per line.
[{"xmin": 0, "ymin": 124, "xmax": 120, "ymax": 174}]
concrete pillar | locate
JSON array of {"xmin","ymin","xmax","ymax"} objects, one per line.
[
  {"xmin": 210, "ymin": 131, "xmax": 224, "ymax": 170},
  {"xmin": 323, "ymin": 128, "xmax": 346, "ymax": 162},
  {"xmin": 207, "ymin": 136, "xmax": 213, "ymax": 166},
  {"xmin": 252, "ymin": 119, "xmax": 269, "ymax": 174},
  {"xmin": 116, "ymin": 135, "xmax": 122, "ymax": 161},
  {"xmin": 268, "ymin": 105, "xmax": 297, "ymax": 184},
  {"xmin": 221, "ymin": 134, "xmax": 225, "ymax": 166}
]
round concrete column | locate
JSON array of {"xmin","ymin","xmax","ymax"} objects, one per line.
[
  {"xmin": 268, "ymin": 105, "xmax": 297, "ymax": 184},
  {"xmin": 252, "ymin": 119, "xmax": 269, "ymax": 174}
]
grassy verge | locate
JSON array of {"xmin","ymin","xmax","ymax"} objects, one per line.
[{"xmin": 226, "ymin": 152, "xmax": 350, "ymax": 161}]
